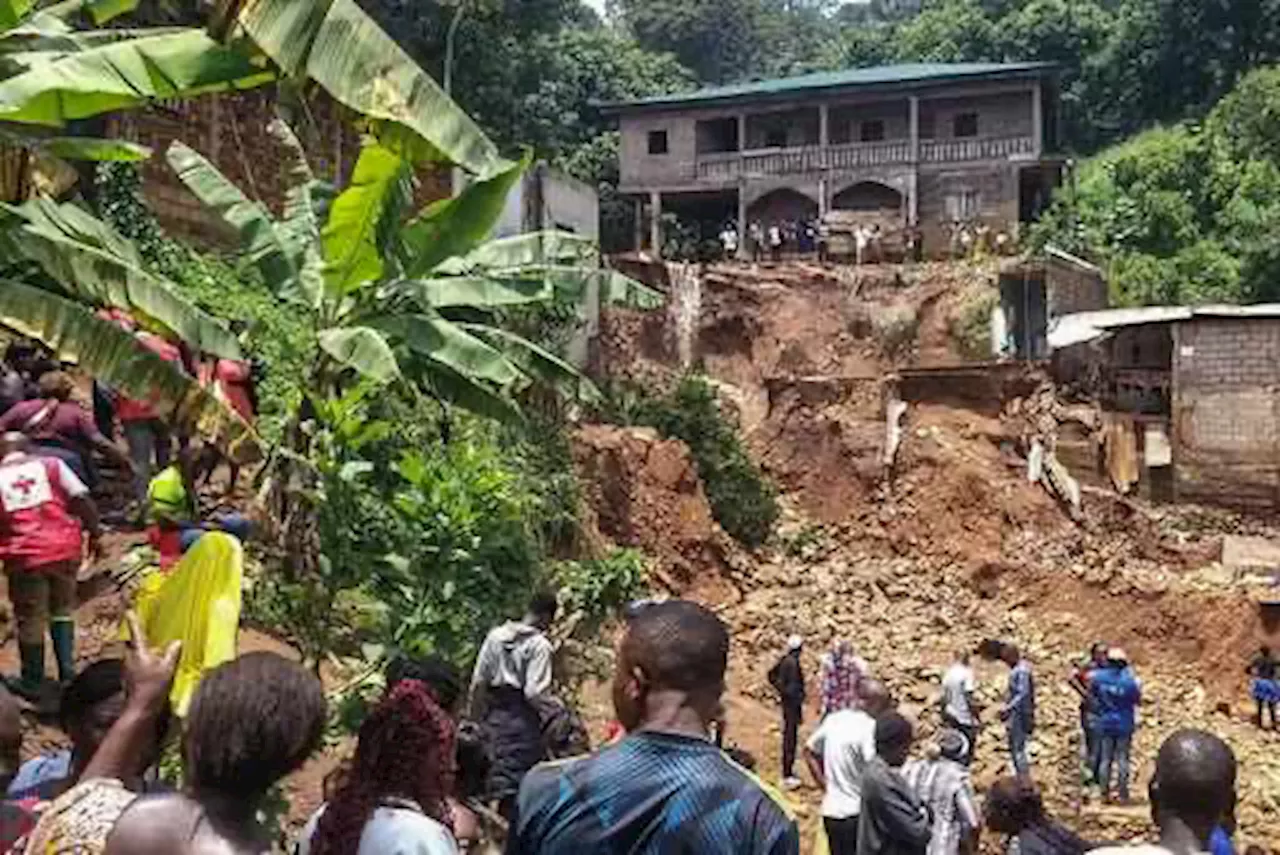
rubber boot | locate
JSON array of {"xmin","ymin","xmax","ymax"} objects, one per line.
[
  {"xmin": 50, "ymin": 618, "xmax": 75, "ymax": 685},
  {"xmin": 8, "ymin": 641, "xmax": 46, "ymax": 701}
]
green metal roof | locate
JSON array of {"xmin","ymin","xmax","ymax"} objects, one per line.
[{"xmin": 604, "ymin": 62, "xmax": 1055, "ymax": 112}]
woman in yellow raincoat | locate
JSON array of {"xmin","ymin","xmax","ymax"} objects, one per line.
[{"xmin": 130, "ymin": 530, "xmax": 242, "ymax": 716}]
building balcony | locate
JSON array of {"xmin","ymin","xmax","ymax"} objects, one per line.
[{"xmin": 691, "ymin": 134, "xmax": 1037, "ymax": 182}]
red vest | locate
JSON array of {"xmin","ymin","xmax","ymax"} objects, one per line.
[{"xmin": 0, "ymin": 455, "xmax": 83, "ymax": 571}]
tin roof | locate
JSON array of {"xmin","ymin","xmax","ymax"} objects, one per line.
[
  {"xmin": 1049, "ymin": 304, "xmax": 1280, "ymax": 349},
  {"xmin": 603, "ymin": 62, "xmax": 1056, "ymax": 112}
]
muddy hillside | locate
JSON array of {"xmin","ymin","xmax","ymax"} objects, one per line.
[{"xmin": 579, "ymin": 259, "xmax": 1280, "ymax": 850}]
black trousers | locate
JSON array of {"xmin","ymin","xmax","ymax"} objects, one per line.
[
  {"xmin": 781, "ymin": 702, "xmax": 801, "ymax": 777},
  {"xmin": 824, "ymin": 815, "xmax": 859, "ymax": 855}
]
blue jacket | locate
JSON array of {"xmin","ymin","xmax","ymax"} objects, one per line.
[{"xmin": 1090, "ymin": 665, "xmax": 1141, "ymax": 736}]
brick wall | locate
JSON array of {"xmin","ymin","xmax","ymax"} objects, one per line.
[
  {"xmin": 1173, "ymin": 318, "xmax": 1280, "ymax": 508},
  {"xmin": 108, "ymin": 87, "xmax": 452, "ymax": 249}
]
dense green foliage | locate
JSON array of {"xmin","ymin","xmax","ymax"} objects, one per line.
[
  {"xmin": 1031, "ymin": 67, "xmax": 1280, "ymax": 306},
  {"xmin": 607, "ymin": 376, "xmax": 779, "ymax": 549},
  {"xmin": 95, "ymin": 163, "xmax": 314, "ymax": 440}
]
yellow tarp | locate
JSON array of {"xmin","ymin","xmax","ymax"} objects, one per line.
[{"xmin": 129, "ymin": 531, "xmax": 242, "ymax": 716}]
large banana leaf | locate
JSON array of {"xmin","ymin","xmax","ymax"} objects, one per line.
[
  {"xmin": 459, "ymin": 323, "xmax": 602, "ymax": 404},
  {"xmin": 36, "ymin": 136, "xmax": 150, "ymax": 160},
  {"xmin": 166, "ymin": 140, "xmax": 306, "ymax": 301},
  {"xmin": 0, "ymin": 28, "xmax": 274, "ymax": 126},
  {"xmin": 265, "ymin": 116, "xmax": 324, "ymax": 307},
  {"xmin": 392, "ymin": 275, "xmax": 552, "ymax": 310},
  {"xmin": 401, "ymin": 155, "xmax": 527, "ymax": 278},
  {"xmin": 419, "ymin": 360, "xmax": 523, "ymax": 425},
  {"xmin": 322, "ymin": 141, "xmax": 407, "ymax": 297},
  {"xmin": 42, "ymin": 0, "xmax": 140, "ymax": 25},
  {"xmin": 366, "ymin": 312, "xmax": 523, "ymax": 390},
  {"xmin": 317, "ymin": 326, "xmax": 400, "ymax": 384},
  {"xmin": 233, "ymin": 0, "xmax": 506, "ymax": 179},
  {"xmin": 0, "ymin": 280, "xmax": 260, "ymax": 462},
  {"xmin": 0, "ymin": 0, "xmax": 33, "ymax": 33},
  {"xmin": 434, "ymin": 230, "xmax": 599, "ymax": 276},
  {"xmin": 6, "ymin": 197, "xmax": 243, "ymax": 358}
]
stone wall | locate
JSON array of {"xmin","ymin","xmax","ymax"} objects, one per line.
[
  {"xmin": 1173, "ymin": 318, "xmax": 1280, "ymax": 508},
  {"xmin": 108, "ymin": 88, "xmax": 451, "ymax": 248}
]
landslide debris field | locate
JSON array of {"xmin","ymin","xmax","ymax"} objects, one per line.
[{"xmin": 581, "ymin": 260, "xmax": 1280, "ymax": 849}]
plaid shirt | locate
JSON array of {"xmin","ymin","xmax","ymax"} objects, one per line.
[
  {"xmin": 819, "ymin": 651, "xmax": 866, "ymax": 716},
  {"xmin": 901, "ymin": 758, "xmax": 979, "ymax": 855}
]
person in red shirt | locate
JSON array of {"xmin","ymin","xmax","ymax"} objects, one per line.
[
  {"xmin": 0, "ymin": 372, "xmax": 133, "ymax": 489},
  {"xmin": 196, "ymin": 354, "xmax": 257, "ymax": 495},
  {"xmin": 116, "ymin": 331, "xmax": 181, "ymax": 510},
  {"xmin": 0, "ymin": 432, "xmax": 102, "ymax": 699}
]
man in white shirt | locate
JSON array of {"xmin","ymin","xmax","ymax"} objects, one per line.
[
  {"xmin": 804, "ymin": 679, "xmax": 892, "ymax": 855},
  {"xmin": 940, "ymin": 649, "xmax": 979, "ymax": 765},
  {"xmin": 1090, "ymin": 729, "xmax": 1236, "ymax": 855}
]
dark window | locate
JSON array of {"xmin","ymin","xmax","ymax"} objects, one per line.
[
  {"xmin": 765, "ymin": 127, "xmax": 787, "ymax": 148},
  {"xmin": 860, "ymin": 120, "xmax": 885, "ymax": 142},
  {"xmin": 919, "ymin": 114, "xmax": 937, "ymax": 139},
  {"xmin": 953, "ymin": 112, "xmax": 979, "ymax": 138},
  {"xmin": 647, "ymin": 130, "xmax": 668, "ymax": 155}
]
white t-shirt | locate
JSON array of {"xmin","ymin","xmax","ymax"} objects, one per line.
[
  {"xmin": 805, "ymin": 708, "xmax": 877, "ymax": 819},
  {"xmin": 941, "ymin": 662, "xmax": 977, "ymax": 726},
  {"xmin": 298, "ymin": 801, "xmax": 459, "ymax": 855}
]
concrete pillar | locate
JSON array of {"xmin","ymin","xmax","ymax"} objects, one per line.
[
  {"xmin": 818, "ymin": 177, "xmax": 828, "ymax": 218},
  {"xmin": 737, "ymin": 113, "xmax": 747, "ymax": 152},
  {"xmin": 633, "ymin": 197, "xmax": 644, "ymax": 253},
  {"xmin": 649, "ymin": 190, "xmax": 662, "ymax": 258},
  {"xmin": 819, "ymin": 103, "xmax": 830, "ymax": 149},
  {"xmin": 736, "ymin": 184, "xmax": 748, "ymax": 260},
  {"xmin": 909, "ymin": 95, "xmax": 920, "ymax": 163},
  {"xmin": 1032, "ymin": 82, "xmax": 1044, "ymax": 156}
]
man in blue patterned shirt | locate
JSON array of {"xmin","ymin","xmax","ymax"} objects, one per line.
[
  {"xmin": 999, "ymin": 643, "xmax": 1036, "ymax": 778},
  {"xmin": 511, "ymin": 599, "xmax": 800, "ymax": 854}
]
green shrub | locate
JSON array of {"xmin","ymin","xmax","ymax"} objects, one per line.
[
  {"xmin": 95, "ymin": 163, "xmax": 314, "ymax": 441},
  {"xmin": 615, "ymin": 375, "xmax": 779, "ymax": 548},
  {"xmin": 554, "ymin": 548, "xmax": 649, "ymax": 631},
  {"xmin": 949, "ymin": 286, "xmax": 998, "ymax": 360}
]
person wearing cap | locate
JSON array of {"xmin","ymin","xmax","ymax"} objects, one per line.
[
  {"xmin": 1089, "ymin": 647, "xmax": 1142, "ymax": 804},
  {"xmin": 768, "ymin": 634, "xmax": 806, "ymax": 789},
  {"xmin": 902, "ymin": 729, "xmax": 980, "ymax": 855}
]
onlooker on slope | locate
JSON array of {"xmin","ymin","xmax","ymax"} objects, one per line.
[
  {"xmin": 856, "ymin": 712, "xmax": 931, "ymax": 855},
  {"xmin": 0, "ymin": 371, "xmax": 132, "ymax": 487},
  {"xmin": 512, "ymin": 599, "xmax": 799, "ymax": 854},
  {"xmin": 468, "ymin": 591, "xmax": 558, "ymax": 824},
  {"xmin": 805, "ymin": 679, "xmax": 892, "ymax": 855},
  {"xmin": 115, "ymin": 327, "xmax": 182, "ymax": 510},
  {"xmin": 998, "ymin": 643, "xmax": 1035, "ymax": 778},
  {"xmin": 819, "ymin": 640, "xmax": 867, "ymax": 718},
  {"xmin": 902, "ymin": 729, "xmax": 980, "ymax": 855},
  {"xmin": 1090, "ymin": 648, "xmax": 1142, "ymax": 804},
  {"xmin": 768, "ymin": 633, "xmax": 806, "ymax": 789},
  {"xmin": 1089, "ymin": 729, "xmax": 1237, "ymax": 855},
  {"xmin": 939, "ymin": 649, "xmax": 979, "ymax": 765},
  {"xmin": 1068, "ymin": 642, "xmax": 1108, "ymax": 785},
  {"xmin": 1245, "ymin": 644, "xmax": 1279, "ymax": 730}
]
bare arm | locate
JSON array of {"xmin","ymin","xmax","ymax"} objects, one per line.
[
  {"xmin": 82, "ymin": 613, "xmax": 179, "ymax": 782},
  {"xmin": 67, "ymin": 495, "xmax": 102, "ymax": 559},
  {"xmin": 803, "ymin": 746, "xmax": 824, "ymax": 787}
]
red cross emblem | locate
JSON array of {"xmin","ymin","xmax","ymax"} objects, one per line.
[{"xmin": 11, "ymin": 476, "xmax": 35, "ymax": 496}]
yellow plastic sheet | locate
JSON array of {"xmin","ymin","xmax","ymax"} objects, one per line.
[
  {"xmin": 813, "ymin": 823, "xmax": 830, "ymax": 855},
  {"xmin": 129, "ymin": 532, "xmax": 242, "ymax": 716}
]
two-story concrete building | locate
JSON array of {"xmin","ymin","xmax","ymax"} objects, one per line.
[{"xmin": 603, "ymin": 61, "xmax": 1062, "ymax": 258}]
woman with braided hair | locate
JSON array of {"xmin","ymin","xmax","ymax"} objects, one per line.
[{"xmin": 299, "ymin": 678, "xmax": 462, "ymax": 855}]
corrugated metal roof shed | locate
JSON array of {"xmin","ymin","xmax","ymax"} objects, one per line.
[
  {"xmin": 1048, "ymin": 304, "xmax": 1280, "ymax": 349},
  {"xmin": 602, "ymin": 62, "xmax": 1056, "ymax": 113}
]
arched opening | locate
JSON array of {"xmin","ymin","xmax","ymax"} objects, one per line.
[
  {"xmin": 831, "ymin": 181, "xmax": 904, "ymax": 213},
  {"xmin": 746, "ymin": 188, "xmax": 818, "ymax": 226}
]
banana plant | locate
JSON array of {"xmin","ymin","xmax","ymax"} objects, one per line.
[{"xmin": 165, "ymin": 121, "xmax": 662, "ymax": 422}]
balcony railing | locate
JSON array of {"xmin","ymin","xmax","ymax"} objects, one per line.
[{"xmin": 691, "ymin": 134, "xmax": 1035, "ymax": 181}]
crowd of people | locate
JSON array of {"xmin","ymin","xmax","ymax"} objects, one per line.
[{"xmin": 767, "ymin": 634, "xmax": 1263, "ymax": 855}]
